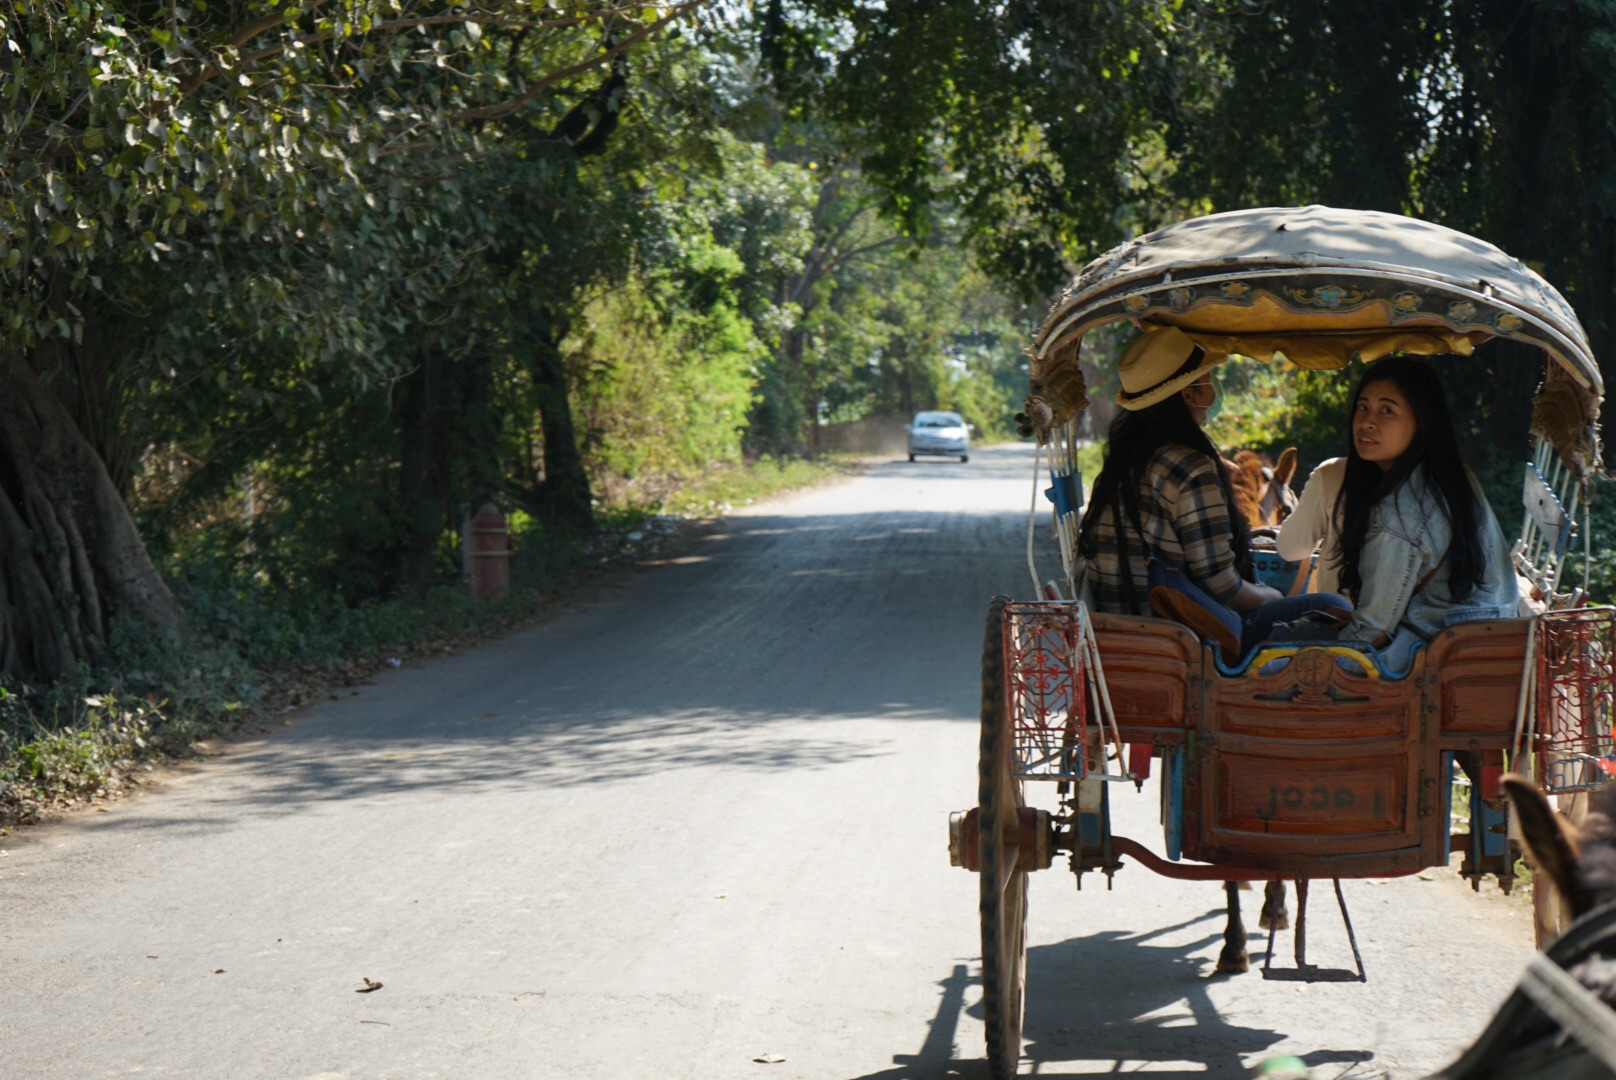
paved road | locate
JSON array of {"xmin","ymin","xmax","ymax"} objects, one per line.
[{"xmin": 1, "ymin": 444, "xmax": 1533, "ymax": 1078}]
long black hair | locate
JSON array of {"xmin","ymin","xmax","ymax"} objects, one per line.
[
  {"xmin": 1332, "ymin": 357, "xmax": 1486, "ymax": 602},
  {"xmin": 1078, "ymin": 391, "xmax": 1250, "ymax": 613}
]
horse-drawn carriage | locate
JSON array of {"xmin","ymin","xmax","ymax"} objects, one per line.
[{"xmin": 946, "ymin": 206, "xmax": 1616, "ymax": 1078}]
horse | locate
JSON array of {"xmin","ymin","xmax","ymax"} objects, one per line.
[
  {"xmin": 1214, "ymin": 445, "xmax": 1301, "ymax": 974},
  {"xmin": 1227, "ymin": 447, "xmax": 1300, "ymax": 528},
  {"xmin": 1217, "ymin": 879, "xmax": 1293, "ymax": 974},
  {"xmin": 1430, "ymin": 776, "xmax": 1616, "ymax": 1077}
]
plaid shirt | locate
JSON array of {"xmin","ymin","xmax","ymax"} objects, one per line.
[{"xmin": 1084, "ymin": 444, "xmax": 1245, "ymax": 615}]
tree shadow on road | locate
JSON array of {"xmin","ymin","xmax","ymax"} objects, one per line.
[{"xmin": 91, "ymin": 501, "xmax": 1053, "ymax": 825}]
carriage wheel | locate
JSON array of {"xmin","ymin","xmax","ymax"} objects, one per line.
[{"xmin": 979, "ymin": 596, "xmax": 1028, "ymax": 1079}]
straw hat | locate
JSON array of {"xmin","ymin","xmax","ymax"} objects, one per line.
[{"xmin": 1114, "ymin": 326, "xmax": 1222, "ymax": 411}]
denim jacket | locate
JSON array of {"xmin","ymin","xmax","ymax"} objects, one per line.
[{"xmin": 1343, "ymin": 465, "xmax": 1517, "ymax": 653}]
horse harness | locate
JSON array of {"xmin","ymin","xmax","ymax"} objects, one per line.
[{"xmin": 1433, "ymin": 900, "xmax": 1616, "ymax": 1078}]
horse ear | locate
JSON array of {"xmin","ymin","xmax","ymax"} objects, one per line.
[
  {"xmin": 1273, "ymin": 447, "xmax": 1298, "ymax": 487},
  {"xmin": 1502, "ymin": 773, "xmax": 1592, "ymax": 918}
]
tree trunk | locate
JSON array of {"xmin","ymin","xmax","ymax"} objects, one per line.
[
  {"xmin": 0, "ymin": 344, "xmax": 183, "ymax": 683},
  {"xmin": 527, "ymin": 313, "xmax": 594, "ymax": 531},
  {"xmin": 396, "ymin": 348, "xmax": 454, "ymax": 596}
]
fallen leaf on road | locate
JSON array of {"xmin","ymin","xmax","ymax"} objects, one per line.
[
  {"xmin": 715, "ymin": 893, "xmax": 728, "ymax": 899},
  {"xmin": 753, "ymin": 1053, "xmax": 785, "ymax": 1064},
  {"xmin": 146, "ymin": 955, "xmax": 158, "ymax": 959},
  {"xmin": 212, "ymin": 969, "xmax": 225, "ymax": 974},
  {"xmin": 357, "ymin": 977, "xmax": 383, "ymax": 993}
]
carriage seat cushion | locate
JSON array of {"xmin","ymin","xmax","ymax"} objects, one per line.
[{"xmin": 1146, "ymin": 562, "xmax": 1242, "ymax": 658}]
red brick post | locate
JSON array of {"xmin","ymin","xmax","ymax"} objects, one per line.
[{"xmin": 467, "ymin": 503, "xmax": 510, "ymax": 603}]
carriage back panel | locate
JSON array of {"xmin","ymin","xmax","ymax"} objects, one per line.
[
  {"xmin": 1184, "ymin": 647, "xmax": 1441, "ymax": 875},
  {"xmin": 1077, "ymin": 613, "xmax": 1527, "ymax": 880}
]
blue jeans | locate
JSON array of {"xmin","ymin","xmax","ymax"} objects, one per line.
[
  {"xmin": 1147, "ymin": 562, "xmax": 1350, "ymax": 660},
  {"xmin": 1241, "ymin": 593, "xmax": 1352, "ymax": 654}
]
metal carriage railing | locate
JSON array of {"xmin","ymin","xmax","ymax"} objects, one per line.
[{"xmin": 1511, "ymin": 434, "xmax": 1616, "ymax": 795}]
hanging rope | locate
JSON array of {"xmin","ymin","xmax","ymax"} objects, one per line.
[{"xmin": 1026, "ymin": 440, "xmax": 1044, "ymax": 596}]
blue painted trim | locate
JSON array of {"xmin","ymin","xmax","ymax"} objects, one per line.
[
  {"xmin": 1045, "ymin": 470, "xmax": 1083, "ymax": 518},
  {"xmin": 1474, "ymin": 782, "xmax": 1508, "ymax": 858},
  {"xmin": 1164, "ymin": 748, "xmax": 1184, "ymax": 861},
  {"xmin": 1210, "ymin": 639, "xmax": 1424, "ymax": 680}
]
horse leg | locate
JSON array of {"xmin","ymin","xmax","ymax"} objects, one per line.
[
  {"xmin": 1259, "ymin": 878, "xmax": 1290, "ymax": 931},
  {"xmin": 1293, "ymin": 879, "xmax": 1310, "ymax": 968},
  {"xmin": 1217, "ymin": 880, "xmax": 1250, "ymax": 973}
]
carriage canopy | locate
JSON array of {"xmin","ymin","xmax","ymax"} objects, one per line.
[{"xmin": 1030, "ymin": 206, "xmax": 1603, "ymax": 476}]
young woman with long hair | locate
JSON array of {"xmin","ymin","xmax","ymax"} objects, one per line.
[{"xmin": 1314, "ymin": 356, "xmax": 1518, "ymax": 670}]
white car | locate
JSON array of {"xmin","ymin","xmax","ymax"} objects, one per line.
[{"xmin": 906, "ymin": 411, "xmax": 971, "ymax": 462}]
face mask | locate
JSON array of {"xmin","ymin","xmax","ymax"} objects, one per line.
[{"xmin": 1187, "ymin": 379, "xmax": 1222, "ymax": 424}]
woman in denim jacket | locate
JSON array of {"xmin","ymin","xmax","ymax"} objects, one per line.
[{"xmin": 1315, "ymin": 357, "xmax": 1517, "ymax": 672}]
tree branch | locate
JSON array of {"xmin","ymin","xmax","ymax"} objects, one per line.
[
  {"xmin": 178, "ymin": 2, "xmax": 678, "ymax": 99},
  {"xmin": 450, "ymin": 1, "xmax": 708, "ymax": 123}
]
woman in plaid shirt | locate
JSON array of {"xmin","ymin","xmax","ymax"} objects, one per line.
[{"xmin": 1077, "ymin": 327, "xmax": 1349, "ymax": 656}]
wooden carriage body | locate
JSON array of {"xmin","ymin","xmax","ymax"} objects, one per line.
[{"xmin": 1092, "ymin": 612, "xmax": 1528, "ymax": 878}]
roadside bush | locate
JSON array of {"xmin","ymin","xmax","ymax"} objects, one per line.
[{"xmin": 0, "ymin": 691, "xmax": 165, "ymax": 814}]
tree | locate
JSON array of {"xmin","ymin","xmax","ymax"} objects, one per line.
[
  {"xmin": 1158, "ymin": 0, "xmax": 1616, "ymax": 460},
  {"xmin": 759, "ymin": 0, "xmax": 1215, "ymax": 297},
  {"xmin": 761, "ymin": 1, "xmax": 1616, "ymax": 469},
  {"xmin": 0, "ymin": 1, "xmax": 709, "ymax": 679}
]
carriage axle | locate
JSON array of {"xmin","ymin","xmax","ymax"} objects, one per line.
[{"xmin": 948, "ymin": 807, "xmax": 1053, "ymax": 874}]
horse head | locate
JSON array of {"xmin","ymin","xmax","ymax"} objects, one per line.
[
  {"xmin": 1439, "ymin": 776, "xmax": 1616, "ymax": 1079},
  {"xmin": 1226, "ymin": 448, "xmax": 1299, "ymax": 529},
  {"xmin": 1503, "ymin": 774, "xmax": 1616, "ymax": 918}
]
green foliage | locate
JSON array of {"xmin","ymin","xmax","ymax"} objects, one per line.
[
  {"xmin": 759, "ymin": 0, "xmax": 1214, "ymax": 296},
  {"xmin": 1158, "ymin": 0, "xmax": 1616, "ymax": 427},
  {"xmin": 0, "ymin": 691, "xmax": 162, "ymax": 804},
  {"xmin": 563, "ymin": 133, "xmax": 782, "ymax": 501},
  {"xmin": 1205, "ymin": 360, "xmax": 1363, "ymax": 471},
  {"xmin": 1549, "ymin": 495, "xmax": 1616, "ymax": 604}
]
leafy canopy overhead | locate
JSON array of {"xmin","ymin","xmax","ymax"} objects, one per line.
[
  {"xmin": 760, "ymin": 0, "xmax": 1214, "ymax": 297},
  {"xmin": 0, "ymin": 1, "xmax": 709, "ymax": 367}
]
